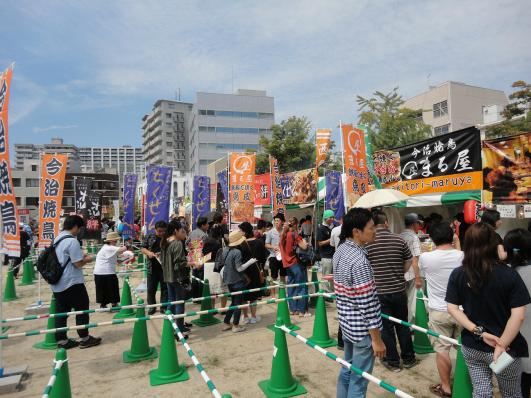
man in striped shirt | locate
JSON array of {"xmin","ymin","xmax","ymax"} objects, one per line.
[
  {"xmin": 333, "ymin": 208, "xmax": 386, "ymax": 398},
  {"xmin": 366, "ymin": 211, "xmax": 416, "ymax": 372}
]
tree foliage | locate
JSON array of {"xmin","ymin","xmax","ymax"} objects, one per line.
[
  {"xmin": 256, "ymin": 116, "xmax": 315, "ymax": 174},
  {"xmin": 486, "ymin": 80, "xmax": 531, "ymax": 140},
  {"xmin": 356, "ymin": 87, "xmax": 432, "ymax": 151}
]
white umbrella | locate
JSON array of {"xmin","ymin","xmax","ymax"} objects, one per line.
[{"xmin": 353, "ymin": 189, "xmax": 410, "ymax": 209}]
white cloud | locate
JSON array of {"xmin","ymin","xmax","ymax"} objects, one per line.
[
  {"xmin": 33, "ymin": 124, "xmax": 78, "ymax": 133},
  {"xmin": 4, "ymin": 0, "xmax": 531, "ymax": 132}
]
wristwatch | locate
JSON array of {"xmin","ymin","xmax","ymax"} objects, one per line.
[{"xmin": 472, "ymin": 326, "xmax": 485, "ymax": 340}]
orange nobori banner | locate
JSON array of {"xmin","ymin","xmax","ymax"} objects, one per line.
[
  {"xmin": 269, "ymin": 155, "xmax": 285, "ymax": 215},
  {"xmin": 342, "ymin": 124, "xmax": 370, "ymax": 208},
  {"xmin": 38, "ymin": 154, "xmax": 68, "ymax": 248},
  {"xmin": 0, "ymin": 65, "xmax": 21, "ymax": 257},
  {"xmin": 316, "ymin": 128, "xmax": 332, "ymax": 168},
  {"xmin": 229, "ymin": 152, "xmax": 256, "ymax": 223}
]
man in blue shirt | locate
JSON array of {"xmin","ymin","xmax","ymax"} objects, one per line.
[{"xmin": 52, "ymin": 215, "xmax": 102, "ymax": 349}]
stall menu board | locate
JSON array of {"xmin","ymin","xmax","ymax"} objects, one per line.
[{"xmin": 374, "ymin": 127, "xmax": 482, "ymax": 196}]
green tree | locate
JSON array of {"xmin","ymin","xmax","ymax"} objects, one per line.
[
  {"xmin": 356, "ymin": 87, "xmax": 432, "ymax": 150},
  {"xmin": 256, "ymin": 116, "xmax": 315, "ymax": 174},
  {"xmin": 486, "ymin": 80, "xmax": 531, "ymax": 139}
]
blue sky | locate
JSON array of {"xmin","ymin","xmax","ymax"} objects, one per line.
[{"xmin": 1, "ymin": 0, "xmax": 530, "ymax": 151}]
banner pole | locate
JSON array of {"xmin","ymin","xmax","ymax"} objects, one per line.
[
  {"xmin": 227, "ymin": 153, "xmax": 231, "ymax": 228},
  {"xmin": 338, "ymin": 121, "xmax": 348, "ymax": 211}
]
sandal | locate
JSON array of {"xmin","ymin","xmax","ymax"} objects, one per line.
[{"xmin": 429, "ymin": 384, "xmax": 451, "ymax": 397}]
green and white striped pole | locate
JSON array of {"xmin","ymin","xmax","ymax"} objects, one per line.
[
  {"xmin": 2, "ymin": 281, "xmax": 327, "ymax": 324},
  {"xmin": 380, "ymin": 313, "xmax": 459, "ymax": 346},
  {"xmin": 278, "ymin": 325, "xmax": 414, "ymax": 398},
  {"xmin": 0, "ymin": 293, "xmax": 321, "ymax": 341},
  {"xmin": 168, "ymin": 316, "xmax": 232, "ymax": 398}
]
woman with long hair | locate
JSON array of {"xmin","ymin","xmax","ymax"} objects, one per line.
[
  {"xmin": 481, "ymin": 209, "xmax": 508, "ymax": 260},
  {"xmin": 160, "ymin": 220, "xmax": 192, "ymax": 337},
  {"xmin": 446, "ymin": 223, "xmax": 530, "ymax": 397},
  {"xmin": 280, "ymin": 217, "xmax": 311, "ymax": 317},
  {"xmin": 238, "ymin": 222, "xmax": 268, "ymax": 324},
  {"xmin": 504, "ymin": 228, "xmax": 531, "ymax": 398}
]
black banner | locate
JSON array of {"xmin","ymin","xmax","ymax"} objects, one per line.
[
  {"xmin": 75, "ymin": 177, "xmax": 92, "ymax": 213},
  {"xmin": 83, "ymin": 191, "xmax": 102, "ymax": 240}
]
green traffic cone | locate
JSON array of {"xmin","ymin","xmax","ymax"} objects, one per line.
[
  {"xmin": 114, "ymin": 278, "xmax": 135, "ymax": 319},
  {"xmin": 31, "ymin": 259, "xmax": 37, "ymax": 281},
  {"xmin": 308, "ymin": 268, "xmax": 319, "ymax": 308},
  {"xmin": 49, "ymin": 348, "xmax": 72, "ymax": 398},
  {"xmin": 309, "ymin": 291, "xmax": 336, "ymax": 348},
  {"xmin": 267, "ymin": 286, "xmax": 300, "ymax": 332},
  {"xmin": 413, "ymin": 290, "xmax": 434, "ymax": 354},
  {"xmin": 123, "ymin": 299, "xmax": 158, "ymax": 363},
  {"xmin": 191, "ymin": 279, "xmax": 221, "ymax": 327},
  {"xmin": 34, "ymin": 296, "xmax": 58, "ymax": 350},
  {"xmin": 3, "ymin": 268, "xmax": 18, "ymax": 301},
  {"xmin": 19, "ymin": 260, "xmax": 35, "ymax": 286},
  {"xmin": 258, "ymin": 317, "xmax": 307, "ymax": 398},
  {"xmin": 149, "ymin": 312, "xmax": 189, "ymax": 386},
  {"xmin": 452, "ymin": 337, "xmax": 473, "ymax": 398}
]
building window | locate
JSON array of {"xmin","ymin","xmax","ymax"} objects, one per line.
[
  {"xmin": 434, "ymin": 124, "xmax": 450, "ymax": 136},
  {"xmin": 166, "ymin": 132, "xmax": 173, "ymax": 137},
  {"xmin": 433, "ymin": 100, "xmax": 448, "ymax": 118},
  {"xmin": 166, "ymin": 142, "xmax": 173, "ymax": 147},
  {"xmin": 26, "ymin": 197, "xmax": 39, "ymax": 207},
  {"xmin": 31, "ymin": 165, "xmax": 38, "ymax": 171},
  {"xmin": 166, "ymin": 113, "xmax": 172, "ymax": 118},
  {"xmin": 26, "ymin": 178, "xmax": 40, "ymax": 187},
  {"xmin": 168, "ymin": 103, "xmax": 175, "ymax": 109},
  {"xmin": 15, "ymin": 197, "xmax": 21, "ymax": 206},
  {"xmin": 12, "ymin": 178, "xmax": 21, "ymax": 187}
]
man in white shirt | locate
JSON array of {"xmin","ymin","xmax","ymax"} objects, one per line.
[
  {"xmin": 419, "ymin": 221, "xmax": 463, "ymax": 397},
  {"xmin": 400, "ymin": 213, "xmax": 423, "ymax": 322},
  {"xmin": 330, "ymin": 217, "xmax": 343, "ymax": 249}
]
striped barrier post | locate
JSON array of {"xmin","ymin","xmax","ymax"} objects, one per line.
[
  {"xmin": 278, "ymin": 325, "xmax": 415, "ymax": 398},
  {"xmin": 168, "ymin": 315, "xmax": 232, "ymax": 398},
  {"xmin": 42, "ymin": 348, "xmax": 71, "ymax": 398},
  {"xmin": 380, "ymin": 313, "xmax": 459, "ymax": 346},
  {"xmin": 0, "ymin": 293, "xmax": 322, "ymax": 341},
  {"xmin": 2, "ymin": 281, "xmax": 327, "ymax": 324}
]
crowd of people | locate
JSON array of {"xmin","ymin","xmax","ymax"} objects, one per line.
[
  {"xmin": 333, "ymin": 207, "xmax": 530, "ymax": 398},
  {"xmin": 22, "ymin": 205, "xmax": 531, "ymax": 398}
]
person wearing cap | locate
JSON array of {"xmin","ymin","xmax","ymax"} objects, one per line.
[
  {"xmin": 317, "ymin": 209, "xmax": 336, "ymax": 293},
  {"xmin": 220, "ymin": 230, "xmax": 258, "ymax": 333},
  {"xmin": 400, "ymin": 213, "xmax": 423, "ymax": 323},
  {"xmin": 93, "ymin": 231, "xmax": 127, "ymax": 309}
]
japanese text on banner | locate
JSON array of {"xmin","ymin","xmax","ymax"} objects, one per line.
[
  {"xmin": 229, "ymin": 152, "xmax": 256, "ymax": 223},
  {"xmin": 342, "ymin": 124, "xmax": 370, "ymax": 208},
  {"xmin": 38, "ymin": 154, "xmax": 68, "ymax": 248},
  {"xmin": 269, "ymin": 155, "xmax": 285, "ymax": 215},
  {"xmin": 0, "ymin": 65, "xmax": 20, "ymax": 257}
]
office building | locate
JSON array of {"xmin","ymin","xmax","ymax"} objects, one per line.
[
  {"xmin": 79, "ymin": 145, "xmax": 144, "ymax": 181},
  {"xmin": 403, "ymin": 81, "xmax": 508, "ymax": 136},
  {"xmin": 189, "ymin": 89, "xmax": 275, "ymax": 174},
  {"xmin": 12, "ymin": 160, "xmax": 41, "ymax": 222},
  {"xmin": 14, "ymin": 138, "xmax": 81, "ymax": 171},
  {"xmin": 142, "ymin": 100, "xmax": 193, "ymax": 171}
]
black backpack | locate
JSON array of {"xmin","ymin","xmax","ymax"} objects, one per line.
[{"xmin": 37, "ymin": 235, "xmax": 75, "ymax": 284}]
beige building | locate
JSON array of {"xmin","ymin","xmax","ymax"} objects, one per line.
[{"xmin": 403, "ymin": 81, "xmax": 508, "ymax": 135}]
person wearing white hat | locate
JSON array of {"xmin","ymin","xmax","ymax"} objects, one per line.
[
  {"xmin": 220, "ymin": 230, "xmax": 258, "ymax": 333},
  {"xmin": 93, "ymin": 231, "xmax": 127, "ymax": 309}
]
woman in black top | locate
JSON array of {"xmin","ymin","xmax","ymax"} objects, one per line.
[
  {"xmin": 446, "ymin": 222, "xmax": 530, "ymax": 398},
  {"xmin": 203, "ymin": 225, "xmax": 227, "ymax": 310},
  {"xmin": 238, "ymin": 222, "xmax": 269, "ymax": 324}
]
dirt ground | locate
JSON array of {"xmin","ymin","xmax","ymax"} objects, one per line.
[{"xmin": 1, "ymin": 266, "xmax": 475, "ymax": 398}]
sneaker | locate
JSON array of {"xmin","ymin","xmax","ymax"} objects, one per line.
[
  {"xmin": 58, "ymin": 339, "xmax": 79, "ymax": 350},
  {"xmin": 337, "ymin": 345, "xmax": 344, "ymax": 351},
  {"xmin": 300, "ymin": 312, "xmax": 313, "ymax": 318},
  {"xmin": 232, "ymin": 325, "xmax": 246, "ymax": 333},
  {"xmin": 221, "ymin": 323, "xmax": 232, "ymax": 332},
  {"xmin": 79, "ymin": 335, "xmax": 102, "ymax": 349},
  {"xmin": 148, "ymin": 308, "xmax": 157, "ymax": 316},
  {"xmin": 380, "ymin": 359, "xmax": 402, "ymax": 373},
  {"xmin": 185, "ymin": 322, "xmax": 193, "ymax": 328},
  {"xmin": 244, "ymin": 318, "xmax": 252, "ymax": 325},
  {"xmin": 254, "ymin": 315, "xmax": 262, "ymax": 323},
  {"xmin": 402, "ymin": 359, "xmax": 419, "ymax": 369}
]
